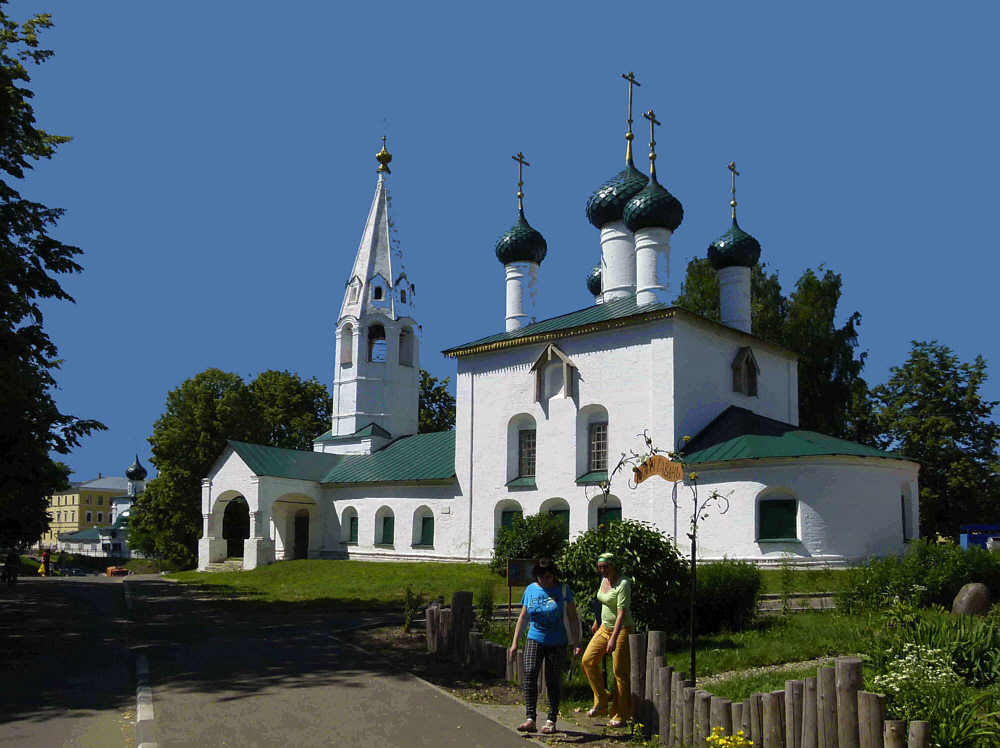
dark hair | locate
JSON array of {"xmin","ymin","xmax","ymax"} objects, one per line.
[{"xmin": 532, "ymin": 557, "xmax": 560, "ymax": 582}]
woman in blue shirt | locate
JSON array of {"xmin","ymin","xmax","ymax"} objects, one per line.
[{"xmin": 509, "ymin": 558, "xmax": 581, "ymax": 734}]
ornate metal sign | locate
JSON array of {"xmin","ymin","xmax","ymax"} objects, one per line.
[{"xmin": 632, "ymin": 454, "xmax": 685, "ymax": 484}]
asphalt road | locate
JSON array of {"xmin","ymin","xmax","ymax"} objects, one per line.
[{"xmin": 0, "ymin": 574, "xmax": 135, "ymax": 748}]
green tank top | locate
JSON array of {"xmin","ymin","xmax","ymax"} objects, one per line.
[{"xmin": 596, "ymin": 576, "xmax": 633, "ymax": 629}]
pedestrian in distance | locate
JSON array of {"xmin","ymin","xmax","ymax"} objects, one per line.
[
  {"xmin": 4, "ymin": 550, "xmax": 18, "ymax": 586},
  {"xmin": 581, "ymin": 552, "xmax": 634, "ymax": 728},
  {"xmin": 508, "ymin": 557, "xmax": 581, "ymax": 735},
  {"xmin": 41, "ymin": 549, "xmax": 50, "ymax": 577}
]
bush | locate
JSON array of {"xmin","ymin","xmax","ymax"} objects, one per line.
[
  {"xmin": 489, "ymin": 512, "xmax": 568, "ymax": 577},
  {"xmin": 476, "ymin": 579, "xmax": 497, "ymax": 633},
  {"xmin": 841, "ymin": 539, "xmax": 1000, "ymax": 611},
  {"xmin": 557, "ymin": 519, "xmax": 687, "ymax": 633},
  {"xmin": 402, "ymin": 585, "xmax": 423, "ymax": 633},
  {"xmin": 695, "ymin": 558, "xmax": 762, "ymax": 633}
]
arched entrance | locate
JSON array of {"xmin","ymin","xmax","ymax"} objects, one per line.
[
  {"xmin": 293, "ymin": 509, "xmax": 309, "ymax": 560},
  {"xmin": 223, "ymin": 496, "xmax": 250, "ymax": 558}
]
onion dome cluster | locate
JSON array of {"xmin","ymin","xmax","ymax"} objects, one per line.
[
  {"xmin": 585, "ymin": 162, "xmax": 649, "ymax": 229},
  {"xmin": 707, "ymin": 219, "xmax": 761, "ymax": 270},
  {"xmin": 586, "ymin": 264, "xmax": 602, "ymax": 296},
  {"xmin": 495, "ymin": 208, "xmax": 548, "ymax": 265},
  {"xmin": 126, "ymin": 455, "xmax": 148, "ymax": 481},
  {"xmin": 623, "ymin": 173, "xmax": 683, "ymax": 233}
]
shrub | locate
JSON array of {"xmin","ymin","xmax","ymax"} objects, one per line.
[
  {"xmin": 557, "ymin": 519, "xmax": 687, "ymax": 633},
  {"xmin": 402, "ymin": 585, "xmax": 423, "ymax": 633},
  {"xmin": 840, "ymin": 539, "xmax": 1000, "ymax": 611},
  {"xmin": 695, "ymin": 558, "xmax": 762, "ymax": 633},
  {"xmin": 489, "ymin": 512, "xmax": 568, "ymax": 577},
  {"xmin": 476, "ymin": 579, "xmax": 497, "ymax": 633}
]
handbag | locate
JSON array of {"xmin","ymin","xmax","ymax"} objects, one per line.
[{"xmin": 562, "ymin": 583, "xmax": 582, "ymax": 645}]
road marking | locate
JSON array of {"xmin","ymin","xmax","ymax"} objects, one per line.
[{"xmin": 136, "ymin": 654, "xmax": 157, "ymax": 748}]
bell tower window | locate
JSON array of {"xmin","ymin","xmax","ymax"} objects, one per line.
[
  {"xmin": 368, "ymin": 324, "xmax": 387, "ymax": 362},
  {"xmin": 373, "ymin": 286, "xmax": 383, "ymax": 301}
]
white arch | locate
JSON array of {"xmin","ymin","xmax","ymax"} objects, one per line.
[
  {"xmin": 375, "ymin": 505, "xmax": 395, "ymax": 546},
  {"xmin": 341, "ymin": 505, "xmax": 359, "ymax": 544},
  {"xmin": 494, "ymin": 499, "xmax": 524, "ymax": 537},
  {"xmin": 588, "ymin": 492, "xmax": 622, "ymax": 530},
  {"xmin": 412, "ymin": 505, "xmax": 434, "ymax": 547},
  {"xmin": 507, "ymin": 413, "xmax": 537, "ymax": 482}
]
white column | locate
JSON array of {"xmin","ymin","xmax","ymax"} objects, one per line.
[
  {"xmin": 505, "ymin": 261, "xmax": 538, "ymax": 331},
  {"xmin": 600, "ymin": 221, "xmax": 636, "ymax": 301},
  {"xmin": 718, "ymin": 265, "xmax": 752, "ymax": 333},
  {"xmin": 634, "ymin": 227, "xmax": 672, "ymax": 306}
]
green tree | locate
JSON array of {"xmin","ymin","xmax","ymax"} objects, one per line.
[
  {"xmin": 419, "ymin": 369, "xmax": 456, "ymax": 432},
  {"xmin": 872, "ymin": 341, "xmax": 1000, "ymax": 538},
  {"xmin": 675, "ymin": 258, "xmax": 871, "ymax": 441},
  {"xmin": 489, "ymin": 512, "xmax": 568, "ymax": 576},
  {"xmin": 0, "ymin": 4, "xmax": 105, "ymax": 547},
  {"xmin": 130, "ymin": 369, "xmax": 331, "ymax": 567}
]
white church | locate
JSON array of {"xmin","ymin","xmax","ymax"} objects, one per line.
[{"xmin": 198, "ymin": 112, "xmax": 919, "ymax": 572}]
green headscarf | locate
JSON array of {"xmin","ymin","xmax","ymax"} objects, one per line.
[{"xmin": 597, "ymin": 552, "xmax": 615, "ymax": 566}]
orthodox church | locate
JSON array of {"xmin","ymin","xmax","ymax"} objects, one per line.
[{"xmin": 198, "ymin": 90, "xmax": 919, "ymax": 572}]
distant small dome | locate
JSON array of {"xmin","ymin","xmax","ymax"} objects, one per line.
[
  {"xmin": 126, "ymin": 455, "xmax": 147, "ymax": 481},
  {"xmin": 623, "ymin": 174, "xmax": 684, "ymax": 233},
  {"xmin": 586, "ymin": 264, "xmax": 602, "ymax": 296},
  {"xmin": 708, "ymin": 219, "xmax": 761, "ymax": 270},
  {"xmin": 585, "ymin": 162, "xmax": 649, "ymax": 229},
  {"xmin": 495, "ymin": 208, "xmax": 547, "ymax": 265}
]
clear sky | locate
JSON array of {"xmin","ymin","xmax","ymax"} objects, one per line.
[{"xmin": 15, "ymin": 0, "xmax": 999, "ymax": 482}]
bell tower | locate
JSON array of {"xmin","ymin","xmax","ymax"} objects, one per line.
[{"xmin": 322, "ymin": 138, "xmax": 420, "ymax": 454}]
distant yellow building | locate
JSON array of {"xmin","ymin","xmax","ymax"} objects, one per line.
[{"xmin": 40, "ymin": 475, "xmax": 131, "ymax": 547}]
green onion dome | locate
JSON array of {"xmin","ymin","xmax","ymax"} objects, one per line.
[
  {"xmin": 622, "ymin": 173, "xmax": 684, "ymax": 233},
  {"xmin": 585, "ymin": 161, "xmax": 649, "ymax": 229},
  {"xmin": 496, "ymin": 208, "xmax": 547, "ymax": 265},
  {"xmin": 126, "ymin": 455, "xmax": 148, "ymax": 481},
  {"xmin": 707, "ymin": 218, "xmax": 761, "ymax": 270},
  {"xmin": 586, "ymin": 264, "xmax": 602, "ymax": 296}
]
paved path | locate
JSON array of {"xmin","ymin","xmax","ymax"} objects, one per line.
[
  {"xmin": 0, "ymin": 574, "xmax": 135, "ymax": 748},
  {"xmin": 127, "ymin": 577, "xmax": 529, "ymax": 747}
]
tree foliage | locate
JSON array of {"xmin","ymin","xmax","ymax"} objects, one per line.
[
  {"xmin": 0, "ymin": 4, "xmax": 105, "ymax": 547},
  {"xmin": 872, "ymin": 341, "xmax": 1000, "ymax": 538},
  {"xmin": 130, "ymin": 369, "xmax": 331, "ymax": 567},
  {"xmin": 675, "ymin": 258, "xmax": 872, "ymax": 442},
  {"xmin": 489, "ymin": 512, "xmax": 568, "ymax": 576},
  {"xmin": 419, "ymin": 369, "xmax": 456, "ymax": 432}
]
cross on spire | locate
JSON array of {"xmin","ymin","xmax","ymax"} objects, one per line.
[
  {"xmin": 643, "ymin": 109, "xmax": 660, "ymax": 178},
  {"xmin": 512, "ymin": 152, "xmax": 530, "ymax": 211},
  {"xmin": 621, "ymin": 71, "xmax": 641, "ymax": 163},
  {"xmin": 728, "ymin": 161, "xmax": 739, "ymax": 220}
]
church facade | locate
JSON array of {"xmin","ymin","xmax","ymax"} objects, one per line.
[{"xmin": 198, "ymin": 113, "xmax": 918, "ymax": 572}]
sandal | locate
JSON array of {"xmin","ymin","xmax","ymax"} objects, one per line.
[
  {"xmin": 517, "ymin": 719, "xmax": 537, "ymax": 733},
  {"xmin": 587, "ymin": 705, "xmax": 608, "ymax": 717},
  {"xmin": 541, "ymin": 720, "xmax": 556, "ymax": 734},
  {"xmin": 607, "ymin": 719, "xmax": 626, "ymax": 729}
]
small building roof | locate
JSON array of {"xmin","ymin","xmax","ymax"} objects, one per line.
[
  {"xmin": 58, "ymin": 528, "xmax": 103, "ymax": 543},
  {"xmin": 313, "ymin": 423, "xmax": 393, "ymax": 443},
  {"xmin": 681, "ymin": 406, "xmax": 913, "ymax": 464},
  {"xmin": 68, "ymin": 476, "xmax": 130, "ymax": 492}
]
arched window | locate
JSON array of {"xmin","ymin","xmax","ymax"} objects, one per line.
[
  {"xmin": 733, "ymin": 347, "xmax": 760, "ymax": 397},
  {"xmin": 495, "ymin": 500, "xmax": 523, "ymax": 537},
  {"xmin": 506, "ymin": 414, "xmax": 537, "ymax": 485},
  {"xmin": 541, "ymin": 498, "xmax": 570, "ymax": 540},
  {"xmin": 400, "ymin": 289, "xmax": 407, "ymax": 304},
  {"xmin": 340, "ymin": 323, "xmax": 354, "ymax": 366},
  {"xmin": 375, "ymin": 506, "xmax": 394, "ymax": 546},
  {"xmin": 373, "ymin": 286, "xmax": 383, "ymax": 300},
  {"xmin": 368, "ymin": 324, "xmax": 387, "ymax": 362},
  {"xmin": 341, "ymin": 507, "xmax": 359, "ymax": 544},
  {"xmin": 399, "ymin": 327, "xmax": 414, "ymax": 367},
  {"xmin": 577, "ymin": 405, "xmax": 610, "ymax": 480},
  {"xmin": 412, "ymin": 506, "xmax": 434, "ymax": 547},
  {"xmin": 757, "ymin": 494, "xmax": 798, "ymax": 542}
]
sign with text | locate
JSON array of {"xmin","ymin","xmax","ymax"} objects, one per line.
[
  {"xmin": 633, "ymin": 454, "xmax": 685, "ymax": 484},
  {"xmin": 507, "ymin": 558, "xmax": 540, "ymax": 587}
]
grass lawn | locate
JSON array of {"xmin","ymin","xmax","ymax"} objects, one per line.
[
  {"xmin": 170, "ymin": 559, "xmax": 524, "ymax": 608},
  {"xmin": 757, "ymin": 567, "xmax": 849, "ymax": 595}
]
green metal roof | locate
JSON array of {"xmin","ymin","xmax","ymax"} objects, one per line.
[
  {"xmin": 681, "ymin": 406, "xmax": 910, "ymax": 464},
  {"xmin": 575, "ymin": 470, "xmax": 609, "ymax": 485},
  {"xmin": 58, "ymin": 528, "xmax": 103, "ymax": 543},
  {"xmin": 313, "ymin": 423, "xmax": 392, "ymax": 443},
  {"xmin": 229, "ymin": 441, "xmax": 345, "ymax": 481},
  {"xmin": 505, "ymin": 476, "xmax": 536, "ymax": 488},
  {"xmin": 443, "ymin": 296, "xmax": 672, "ymax": 356},
  {"xmin": 321, "ymin": 431, "xmax": 456, "ymax": 484}
]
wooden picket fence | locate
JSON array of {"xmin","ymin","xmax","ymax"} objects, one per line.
[{"xmin": 424, "ymin": 595, "xmax": 931, "ymax": 748}]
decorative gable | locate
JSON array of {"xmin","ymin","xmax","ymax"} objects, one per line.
[{"xmin": 530, "ymin": 343, "xmax": 576, "ymax": 402}]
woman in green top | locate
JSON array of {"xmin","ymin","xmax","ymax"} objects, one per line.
[{"xmin": 581, "ymin": 552, "xmax": 634, "ymax": 728}]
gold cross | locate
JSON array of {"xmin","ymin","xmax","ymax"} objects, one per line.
[
  {"xmin": 621, "ymin": 71, "xmax": 641, "ymax": 162},
  {"xmin": 728, "ymin": 161, "xmax": 739, "ymax": 219},
  {"xmin": 512, "ymin": 152, "xmax": 530, "ymax": 210},
  {"xmin": 643, "ymin": 109, "xmax": 660, "ymax": 177}
]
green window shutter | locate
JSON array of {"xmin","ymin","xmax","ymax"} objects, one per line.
[
  {"xmin": 349, "ymin": 516, "xmax": 358, "ymax": 543},
  {"xmin": 597, "ymin": 507, "xmax": 622, "ymax": 526},
  {"xmin": 501, "ymin": 510, "xmax": 522, "ymax": 530},
  {"xmin": 421, "ymin": 516, "xmax": 434, "ymax": 546},
  {"xmin": 758, "ymin": 499, "xmax": 797, "ymax": 540},
  {"xmin": 382, "ymin": 516, "xmax": 394, "ymax": 545},
  {"xmin": 549, "ymin": 510, "xmax": 570, "ymax": 540}
]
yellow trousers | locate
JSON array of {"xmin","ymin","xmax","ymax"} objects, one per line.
[{"xmin": 581, "ymin": 625, "xmax": 633, "ymax": 722}]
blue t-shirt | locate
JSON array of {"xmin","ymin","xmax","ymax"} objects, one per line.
[{"xmin": 521, "ymin": 582, "xmax": 574, "ymax": 645}]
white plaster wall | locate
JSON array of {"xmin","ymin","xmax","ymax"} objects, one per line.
[
  {"xmin": 689, "ymin": 456, "xmax": 920, "ymax": 563},
  {"xmin": 672, "ymin": 315, "xmax": 798, "ymax": 440}
]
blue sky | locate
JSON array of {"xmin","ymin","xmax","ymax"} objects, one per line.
[{"xmin": 16, "ymin": 1, "xmax": 999, "ymax": 482}]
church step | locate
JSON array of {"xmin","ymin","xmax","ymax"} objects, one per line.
[{"xmin": 203, "ymin": 559, "xmax": 244, "ymax": 573}]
